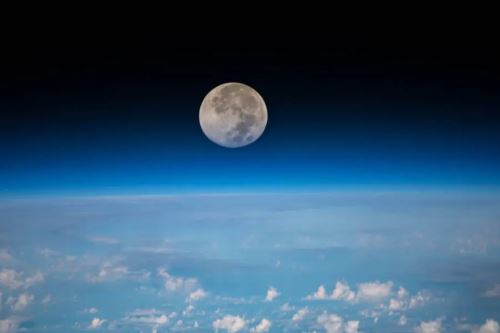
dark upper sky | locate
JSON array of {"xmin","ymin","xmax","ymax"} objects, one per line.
[{"xmin": 1, "ymin": 33, "xmax": 499, "ymax": 194}]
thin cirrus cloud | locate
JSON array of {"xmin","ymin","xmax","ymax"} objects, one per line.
[
  {"xmin": 88, "ymin": 236, "xmax": 120, "ymax": 245},
  {"xmin": 121, "ymin": 308, "xmax": 172, "ymax": 331}
]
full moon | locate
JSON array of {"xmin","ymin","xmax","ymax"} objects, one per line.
[{"xmin": 199, "ymin": 82, "xmax": 268, "ymax": 148}]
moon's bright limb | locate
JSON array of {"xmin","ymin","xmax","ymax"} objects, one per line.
[{"xmin": 199, "ymin": 82, "xmax": 268, "ymax": 148}]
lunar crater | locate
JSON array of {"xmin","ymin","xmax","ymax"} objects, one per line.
[{"xmin": 200, "ymin": 82, "xmax": 267, "ymax": 148}]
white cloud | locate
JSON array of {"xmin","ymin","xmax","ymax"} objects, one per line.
[
  {"xmin": 306, "ymin": 285, "xmax": 328, "ymax": 300},
  {"xmin": 292, "ymin": 307, "xmax": 309, "ymax": 322},
  {"xmin": 158, "ymin": 268, "xmax": 198, "ymax": 293},
  {"xmin": 0, "ymin": 269, "xmax": 44, "ymax": 289},
  {"xmin": 408, "ymin": 292, "xmax": 431, "ymax": 309},
  {"xmin": 88, "ymin": 236, "xmax": 120, "ymax": 245},
  {"xmin": 387, "ymin": 288, "xmax": 431, "ymax": 313},
  {"xmin": 24, "ymin": 272, "xmax": 44, "ymax": 288},
  {"xmin": 356, "ymin": 281, "xmax": 393, "ymax": 301},
  {"xmin": 84, "ymin": 307, "xmax": 98, "ymax": 314},
  {"xmin": 213, "ymin": 315, "xmax": 247, "ymax": 333},
  {"xmin": 86, "ymin": 262, "xmax": 129, "ymax": 283},
  {"xmin": 345, "ymin": 320, "xmax": 360, "ymax": 333},
  {"xmin": 183, "ymin": 304, "xmax": 195, "ymax": 316},
  {"xmin": 398, "ymin": 287, "xmax": 408, "ymax": 299},
  {"xmin": 389, "ymin": 298, "xmax": 404, "ymax": 311},
  {"xmin": 482, "ymin": 284, "xmax": 500, "ymax": 298},
  {"xmin": 7, "ymin": 293, "xmax": 34, "ymax": 311},
  {"xmin": 280, "ymin": 303, "xmax": 294, "ymax": 312},
  {"xmin": 414, "ymin": 318, "xmax": 442, "ymax": 333},
  {"xmin": 306, "ymin": 280, "xmax": 391, "ymax": 302},
  {"xmin": 332, "ymin": 281, "xmax": 355, "ymax": 301},
  {"xmin": 399, "ymin": 315, "xmax": 408, "ymax": 326},
  {"xmin": 0, "ymin": 318, "xmax": 18, "ymax": 333},
  {"xmin": 89, "ymin": 317, "xmax": 105, "ymax": 330},
  {"xmin": 0, "ymin": 249, "xmax": 12, "ymax": 262},
  {"xmin": 477, "ymin": 319, "xmax": 500, "ymax": 333},
  {"xmin": 122, "ymin": 308, "xmax": 171, "ymax": 332},
  {"xmin": 265, "ymin": 287, "xmax": 279, "ymax": 302},
  {"xmin": 187, "ymin": 288, "xmax": 207, "ymax": 302},
  {"xmin": 251, "ymin": 319, "xmax": 271, "ymax": 333},
  {"xmin": 317, "ymin": 312, "xmax": 359, "ymax": 333}
]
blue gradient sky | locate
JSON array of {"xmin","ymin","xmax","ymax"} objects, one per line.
[{"xmin": 1, "ymin": 40, "xmax": 500, "ymax": 195}]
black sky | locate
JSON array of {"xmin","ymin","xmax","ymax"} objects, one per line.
[{"xmin": 1, "ymin": 30, "xmax": 499, "ymax": 192}]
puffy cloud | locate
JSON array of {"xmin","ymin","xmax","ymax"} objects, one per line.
[
  {"xmin": 360, "ymin": 309, "xmax": 380, "ymax": 323},
  {"xmin": 0, "ymin": 319, "xmax": 18, "ymax": 333},
  {"xmin": 357, "ymin": 281, "xmax": 393, "ymax": 301},
  {"xmin": 187, "ymin": 288, "xmax": 207, "ymax": 303},
  {"xmin": 398, "ymin": 287, "xmax": 408, "ymax": 299},
  {"xmin": 482, "ymin": 284, "xmax": 500, "ymax": 298},
  {"xmin": 307, "ymin": 280, "xmax": 392, "ymax": 302},
  {"xmin": 399, "ymin": 315, "xmax": 408, "ymax": 326},
  {"xmin": 317, "ymin": 312, "xmax": 359, "ymax": 333},
  {"xmin": 477, "ymin": 319, "xmax": 500, "ymax": 333},
  {"xmin": 414, "ymin": 318, "xmax": 442, "ymax": 333},
  {"xmin": 84, "ymin": 308, "xmax": 99, "ymax": 314},
  {"xmin": 183, "ymin": 304, "xmax": 195, "ymax": 316},
  {"xmin": 213, "ymin": 315, "xmax": 247, "ymax": 333},
  {"xmin": 389, "ymin": 298, "xmax": 404, "ymax": 311},
  {"xmin": 345, "ymin": 320, "xmax": 360, "ymax": 333},
  {"xmin": 280, "ymin": 303, "xmax": 294, "ymax": 312},
  {"xmin": 408, "ymin": 292, "xmax": 431, "ymax": 309},
  {"xmin": 251, "ymin": 319, "xmax": 271, "ymax": 333},
  {"xmin": 292, "ymin": 307, "xmax": 309, "ymax": 322},
  {"xmin": 89, "ymin": 317, "xmax": 105, "ymax": 330},
  {"xmin": 0, "ymin": 269, "xmax": 44, "ymax": 289},
  {"xmin": 265, "ymin": 287, "xmax": 279, "ymax": 302},
  {"xmin": 388, "ymin": 288, "xmax": 431, "ymax": 313},
  {"xmin": 158, "ymin": 268, "xmax": 198, "ymax": 293},
  {"xmin": 332, "ymin": 281, "xmax": 355, "ymax": 301},
  {"xmin": 306, "ymin": 285, "xmax": 328, "ymax": 300},
  {"xmin": 7, "ymin": 293, "xmax": 34, "ymax": 311},
  {"xmin": 0, "ymin": 249, "xmax": 12, "ymax": 262}
]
